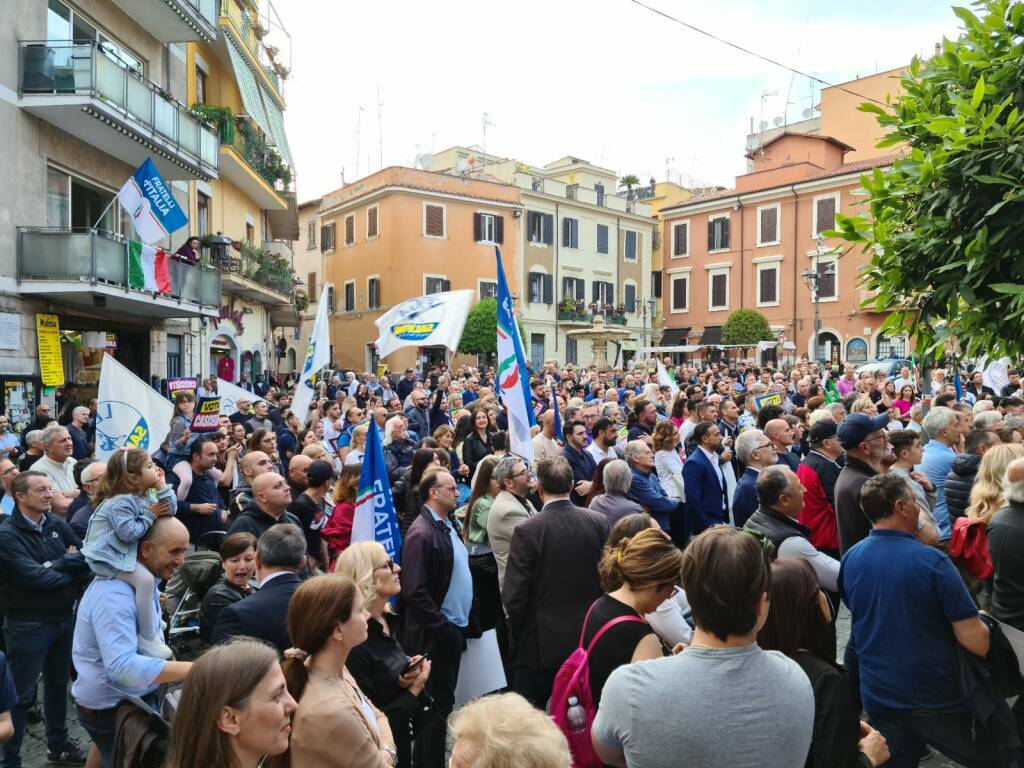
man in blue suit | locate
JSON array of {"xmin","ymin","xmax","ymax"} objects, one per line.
[
  {"xmin": 624, "ymin": 441, "xmax": 682, "ymax": 541},
  {"xmin": 732, "ymin": 429, "xmax": 779, "ymax": 528},
  {"xmin": 683, "ymin": 421, "xmax": 729, "ymax": 538}
]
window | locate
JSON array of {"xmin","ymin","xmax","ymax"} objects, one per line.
[
  {"xmin": 651, "ymin": 270, "xmax": 662, "ymax": 299},
  {"xmin": 709, "ymin": 270, "xmax": 729, "ymax": 310},
  {"xmin": 320, "ymin": 222, "xmax": 336, "ymax": 252},
  {"xmin": 343, "ymin": 281, "xmax": 355, "ymax": 311},
  {"xmin": 245, "ymin": 222, "xmax": 254, "ymax": 245},
  {"xmin": 673, "ymin": 222, "xmax": 689, "ymax": 256},
  {"xmin": 817, "ymin": 259, "xmax": 837, "ymax": 299},
  {"xmin": 624, "ymin": 282, "xmax": 637, "ymax": 312},
  {"xmin": 595, "ymin": 183, "xmax": 605, "ymax": 207},
  {"xmin": 326, "ymin": 285, "xmax": 336, "ymax": 313},
  {"xmin": 197, "ymin": 192, "xmax": 210, "ymax": 237},
  {"xmin": 367, "ymin": 206, "xmax": 378, "ymax": 239},
  {"xmin": 566, "ymin": 337, "xmax": 578, "ymax": 365},
  {"xmin": 307, "ymin": 272, "xmax": 318, "ymax": 301},
  {"xmin": 368, "ymin": 277, "xmax": 380, "ymax": 309},
  {"xmin": 527, "ymin": 211, "xmax": 554, "ymax": 244},
  {"xmin": 757, "ymin": 204, "xmax": 780, "ymax": 246},
  {"xmin": 670, "ymin": 275, "xmax": 689, "ymax": 312},
  {"xmin": 46, "ymin": 167, "xmax": 69, "ymax": 228},
  {"xmin": 814, "ymin": 194, "xmax": 838, "ymax": 236},
  {"xmin": 876, "ymin": 333, "xmax": 906, "ymax": 359},
  {"xmin": 707, "ymin": 216, "xmax": 730, "ymax": 251},
  {"xmin": 478, "ymin": 281, "xmax": 497, "ymax": 300},
  {"xmin": 306, "ymin": 219, "xmax": 317, "ymax": 250},
  {"xmin": 592, "ymin": 280, "xmax": 614, "ymax": 306},
  {"xmin": 473, "ymin": 212, "xmax": 503, "ymax": 244},
  {"xmin": 596, "ymin": 224, "xmax": 609, "ymax": 254},
  {"xmin": 166, "ymin": 334, "xmax": 182, "ymax": 379},
  {"xmin": 195, "ymin": 68, "xmax": 207, "ymax": 105},
  {"xmin": 566, "ymin": 184, "xmax": 578, "ymax": 201},
  {"xmin": 344, "ymin": 214, "xmax": 355, "ymax": 245},
  {"xmin": 425, "ymin": 276, "xmax": 450, "ymax": 295},
  {"xmin": 530, "ymin": 334, "xmax": 545, "ymax": 371},
  {"xmin": 528, "ymin": 272, "xmax": 552, "ymax": 304},
  {"xmin": 424, "ymin": 204, "xmax": 445, "ymax": 238},
  {"xmin": 624, "ymin": 230, "xmax": 638, "ymax": 261},
  {"xmin": 562, "ymin": 277, "xmax": 585, "ymax": 302},
  {"xmin": 164, "ymin": 43, "xmax": 187, "ymax": 103},
  {"xmin": 562, "ymin": 218, "xmax": 579, "ymax": 248},
  {"xmin": 757, "ymin": 264, "xmax": 779, "ymax": 306}
]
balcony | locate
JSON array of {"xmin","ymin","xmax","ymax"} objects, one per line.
[
  {"xmin": 557, "ymin": 307, "xmax": 629, "ymax": 326},
  {"xmin": 214, "ymin": 243, "xmax": 295, "ymax": 306},
  {"xmin": 216, "ymin": 0, "xmax": 290, "ymax": 101},
  {"xmin": 215, "ymin": 114, "xmax": 291, "ymax": 210},
  {"xmin": 622, "ymin": 185, "xmax": 657, "ymax": 202},
  {"xmin": 108, "ymin": 0, "xmax": 218, "ymax": 43},
  {"xmin": 19, "ymin": 41, "xmax": 219, "ymax": 181},
  {"xmin": 17, "ymin": 228, "xmax": 220, "ymax": 319}
]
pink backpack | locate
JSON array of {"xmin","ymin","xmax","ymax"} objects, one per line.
[{"xmin": 549, "ymin": 601, "xmax": 646, "ymax": 768}]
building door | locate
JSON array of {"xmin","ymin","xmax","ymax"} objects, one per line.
[
  {"xmin": 530, "ymin": 334, "xmax": 545, "ymax": 372},
  {"xmin": 816, "ymin": 332, "xmax": 841, "ymax": 365},
  {"xmin": 167, "ymin": 334, "xmax": 182, "ymax": 378}
]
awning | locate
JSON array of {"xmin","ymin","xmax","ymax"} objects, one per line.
[
  {"xmin": 701, "ymin": 326, "xmax": 722, "ymax": 345},
  {"xmin": 660, "ymin": 327, "xmax": 689, "ymax": 346},
  {"xmin": 260, "ymin": 85, "xmax": 294, "ymax": 167},
  {"xmin": 226, "ymin": 37, "xmax": 272, "ymax": 139}
]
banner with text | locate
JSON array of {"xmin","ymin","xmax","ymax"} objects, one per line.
[{"xmin": 190, "ymin": 397, "xmax": 221, "ymax": 432}]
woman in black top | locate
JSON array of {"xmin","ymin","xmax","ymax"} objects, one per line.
[
  {"xmin": 580, "ymin": 527, "xmax": 682, "ymax": 705},
  {"xmin": 758, "ymin": 559, "xmax": 890, "ymax": 768},
  {"xmin": 460, "ymin": 408, "xmax": 494, "ymax": 479},
  {"xmin": 335, "ymin": 540, "xmax": 432, "ymax": 768},
  {"xmin": 199, "ymin": 532, "xmax": 256, "ymax": 644}
]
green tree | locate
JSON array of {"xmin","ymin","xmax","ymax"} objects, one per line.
[
  {"xmin": 721, "ymin": 309, "xmax": 773, "ymax": 345},
  {"xmin": 833, "ymin": 0, "xmax": 1024, "ymax": 359},
  {"xmin": 457, "ymin": 299, "xmax": 526, "ymax": 356},
  {"xmin": 619, "ymin": 174, "xmax": 640, "ymax": 191}
]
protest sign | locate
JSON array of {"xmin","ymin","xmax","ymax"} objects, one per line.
[{"xmin": 190, "ymin": 396, "xmax": 221, "ymax": 433}]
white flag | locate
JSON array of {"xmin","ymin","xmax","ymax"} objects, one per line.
[
  {"xmin": 216, "ymin": 378, "xmax": 266, "ymax": 415},
  {"xmin": 656, "ymin": 359, "xmax": 679, "ymax": 400},
  {"xmin": 96, "ymin": 354, "xmax": 173, "ymax": 461},
  {"xmin": 292, "ymin": 285, "xmax": 332, "ymax": 426},
  {"xmin": 373, "ymin": 291, "xmax": 473, "ymax": 359}
]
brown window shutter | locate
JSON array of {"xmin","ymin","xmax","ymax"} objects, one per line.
[
  {"xmin": 473, "ymin": 213, "xmax": 482, "ymax": 242},
  {"xmin": 712, "ymin": 274, "xmax": 727, "ymax": 307},
  {"xmin": 495, "ymin": 215, "xmax": 504, "ymax": 243},
  {"xmin": 426, "ymin": 205, "xmax": 444, "ymax": 237},
  {"xmin": 345, "ymin": 215, "xmax": 354, "ymax": 245},
  {"xmin": 816, "ymin": 197, "xmax": 837, "ymax": 234},
  {"xmin": 673, "ymin": 277, "xmax": 687, "ymax": 309},
  {"xmin": 367, "ymin": 207, "xmax": 378, "ymax": 238},
  {"xmin": 307, "ymin": 272, "xmax": 317, "ymax": 300},
  {"xmin": 760, "ymin": 208, "xmax": 777, "ymax": 243},
  {"xmin": 760, "ymin": 269, "xmax": 777, "ymax": 303}
]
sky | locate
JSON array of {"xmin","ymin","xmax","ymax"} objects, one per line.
[{"xmin": 280, "ymin": 0, "xmax": 963, "ymax": 203}]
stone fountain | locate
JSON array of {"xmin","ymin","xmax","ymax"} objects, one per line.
[{"xmin": 566, "ymin": 314, "xmax": 633, "ymax": 371}]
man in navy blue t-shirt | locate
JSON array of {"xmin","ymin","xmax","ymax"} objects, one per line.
[{"xmin": 840, "ymin": 473, "xmax": 1008, "ymax": 767}]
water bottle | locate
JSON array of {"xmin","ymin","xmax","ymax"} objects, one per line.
[{"xmin": 566, "ymin": 696, "xmax": 586, "ymax": 733}]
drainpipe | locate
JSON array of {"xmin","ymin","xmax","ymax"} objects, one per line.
[
  {"xmin": 790, "ymin": 185, "xmax": 799, "ymax": 354},
  {"xmin": 554, "ymin": 201, "xmax": 560, "ymax": 354}
]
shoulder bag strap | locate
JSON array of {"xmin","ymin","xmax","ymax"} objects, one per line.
[
  {"xmin": 584, "ymin": 613, "xmax": 647, "ymax": 656},
  {"xmin": 577, "ymin": 601, "xmax": 599, "ymax": 648}
]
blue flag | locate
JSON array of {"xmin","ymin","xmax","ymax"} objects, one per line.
[
  {"xmin": 351, "ymin": 415, "xmax": 403, "ymax": 563},
  {"xmin": 116, "ymin": 158, "xmax": 189, "ymax": 245},
  {"xmin": 549, "ymin": 380, "xmax": 563, "ymax": 444},
  {"xmin": 953, "ymin": 362, "xmax": 963, "ymax": 402}
]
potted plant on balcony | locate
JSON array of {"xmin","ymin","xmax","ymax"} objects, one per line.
[
  {"xmin": 190, "ymin": 103, "xmax": 235, "ymax": 145},
  {"xmin": 616, "ymin": 302, "xmax": 627, "ymax": 316},
  {"xmin": 251, "ymin": 19, "xmax": 267, "ymax": 39},
  {"xmin": 559, "ymin": 293, "xmax": 576, "ymax": 319}
]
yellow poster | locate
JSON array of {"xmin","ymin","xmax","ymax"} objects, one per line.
[{"xmin": 36, "ymin": 314, "xmax": 64, "ymax": 387}]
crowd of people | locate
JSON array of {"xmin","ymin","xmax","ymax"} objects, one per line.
[{"xmin": 0, "ymin": 355, "xmax": 1023, "ymax": 767}]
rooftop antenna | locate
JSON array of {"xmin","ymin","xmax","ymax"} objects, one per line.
[
  {"xmin": 481, "ymin": 112, "xmax": 494, "ymax": 177},
  {"xmin": 355, "ymin": 106, "xmax": 364, "ymax": 178},
  {"xmin": 757, "ymin": 90, "xmax": 778, "ymax": 153},
  {"xmin": 665, "ymin": 157, "xmax": 675, "ymax": 182},
  {"xmin": 376, "ymin": 84, "xmax": 384, "ymax": 171}
]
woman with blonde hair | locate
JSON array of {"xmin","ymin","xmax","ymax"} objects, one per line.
[
  {"xmin": 967, "ymin": 443, "xmax": 1024, "ymax": 526},
  {"xmin": 281, "ymin": 574, "xmax": 399, "ymax": 767},
  {"xmin": 345, "ymin": 424, "xmax": 368, "ymax": 466},
  {"xmin": 449, "ymin": 692, "xmax": 571, "ymax": 768},
  {"xmin": 336, "ymin": 542, "xmax": 432, "ymax": 768},
  {"xmin": 167, "ymin": 638, "xmax": 296, "ymax": 768}
]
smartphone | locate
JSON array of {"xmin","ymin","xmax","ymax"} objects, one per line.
[{"xmin": 401, "ymin": 653, "xmax": 429, "ymax": 676}]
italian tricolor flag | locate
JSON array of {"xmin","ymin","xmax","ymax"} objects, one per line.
[{"xmin": 127, "ymin": 241, "xmax": 171, "ymax": 293}]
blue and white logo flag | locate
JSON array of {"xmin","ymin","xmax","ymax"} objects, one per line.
[
  {"xmin": 351, "ymin": 415, "xmax": 403, "ymax": 562},
  {"xmin": 216, "ymin": 378, "xmax": 266, "ymax": 415},
  {"xmin": 373, "ymin": 290, "xmax": 473, "ymax": 359},
  {"xmin": 548, "ymin": 380, "xmax": 563, "ymax": 444},
  {"xmin": 495, "ymin": 246, "xmax": 535, "ymax": 463},
  {"xmin": 116, "ymin": 158, "xmax": 188, "ymax": 245},
  {"xmin": 96, "ymin": 354, "xmax": 173, "ymax": 461},
  {"xmin": 292, "ymin": 284, "xmax": 332, "ymax": 427}
]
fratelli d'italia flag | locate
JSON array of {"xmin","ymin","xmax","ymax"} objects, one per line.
[
  {"xmin": 117, "ymin": 158, "xmax": 188, "ymax": 245},
  {"xmin": 128, "ymin": 242, "xmax": 171, "ymax": 293}
]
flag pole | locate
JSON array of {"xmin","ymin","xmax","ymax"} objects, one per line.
[{"xmin": 91, "ymin": 196, "xmax": 119, "ymax": 233}]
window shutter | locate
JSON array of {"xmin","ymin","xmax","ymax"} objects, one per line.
[
  {"xmin": 673, "ymin": 277, "xmax": 687, "ymax": 310},
  {"xmin": 759, "ymin": 208, "xmax": 777, "ymax": 243},
  {"xmin": 320, "ymin": 224, "xmax": 328, "ymax": 252},
  {"xmin": 307, "ymin": 272, "xmax": 317, "ymax": 300},
  {"xmin": 707, "ymin": 220, "xmax": 715, "ymax": 250},
  {"xmin": 367, "ymin": 207, "xmax": 378, "ymax": 238},
  {"xmin": 544, "ymin": 214, "xmax": 554, "ymax": 244},
  {"xmin": 597, "ymin": 224, "xmax": 608, "ymax": 254},
  {"xmin": 543, "ymin": 274, "xmax": 553, "ymax": 304},
  {"xmin": 443, "ymin": 278, "xmax": 452, "ymax": 292},
  {"xmin": 818, "ymin": 262, "xmax": 836, "ymax": 297},
  {"xmin": 721, "ymin": 220, "xmax": 730, "ymax": 250},
  {"xmin": 712, "ymin": 274, "xmax": 727, "ymax": 307},
  {"xmin": 345, "ymin": 215, "xmax": 354, "ymax": 245},
  {"xmin": 607, "ymin": 282, "xmax": 614, "ymax": 306},
  {"xmin": 760, "ymin": 268, "xmax": 777, "ymax": 303},
  {"xmin": 652, "ymin": 270, "xmax": 662, "ymax": 298},
  {"xmin": 625, "ymin": 284, "xmax": 636, "ymax": 312},
  {"xmin": 473, "ymin": 213, "xmax": 482, "ymax": 242},
  {"xmin": 425, "ymin": 205, "xmax": 444, "ymax": 237},
  {"xmin": 495, "ymin": 215, "xmax": 504, "ymax": 243},
  {"xmin": 563, "ymin": 218, "xmax": 570, "ymax": 247},
  {"xmin": 816, "ymin": 197, "xmax": 837, "ymax": 234}
]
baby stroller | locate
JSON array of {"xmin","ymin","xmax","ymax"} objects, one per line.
[{"xmin": 166, "ymin": 531, "xmax": 225, "ymax": 660}]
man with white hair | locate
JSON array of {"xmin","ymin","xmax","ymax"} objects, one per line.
[
  {"xmin": 589, "ymin": 459, "xmax": 644, "ymax": 525},
  {"xmin": 17, "ymin": 430, "xmax": 43, "ymax": 472},
  {"xmin": 988, "ymin": 458, "xmax": 1024, "ymax": 630},
  {"xmin": 31, "ymin": 426, "xmax": 78, "ymax": 516},
  {"xmin": 68, "ymin": 460, "xmax": 106, "ymax": 538},
  {"xmin": 732, "ymin": 429, "xmax": 778, "ymax": 528},
  {"xmin": 916, "ymin": 406, "xmax": 961, "ymax": 543},
  {"xmin": 973, "ymin": 399, "xmax": 995, "ymax": 415},
  {"xmin": 973, "ymin": 410, "xmax": 1004, "ymax": 431},
  {"xmin": 67, "ymin": 406, "xmax": 91, "ymax": 460}
]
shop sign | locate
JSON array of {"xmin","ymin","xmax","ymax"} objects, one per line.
[{"xmin": 36, "ymin": 314, "xmax": 65, "ymax": 386}]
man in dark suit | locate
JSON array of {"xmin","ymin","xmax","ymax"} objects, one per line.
[
  {"xmin": 210, "ymin": 523, "xmax": 304, "ymax": 653},
  {"xmin": 732, "ymin": 428, "xmax": 778, "ymax": 528},
  {"xmin": 682, "ymin": 420, "xmax": 729, "ymax": 538},
  {"xmin": 502, "ymin": 455, "xmax": 608, "ymax": 708},
  {"xmin": 560, "ymin": 420, "xmax": 596, "ymax": 506}
]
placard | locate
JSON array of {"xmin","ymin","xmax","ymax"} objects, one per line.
[
  {"xmin": 0, "ymin": 313, "xmax": 19, "ymax": 350},
  {"xmin": 453, "ymin": 630, "xmax": 507, "ymax": 706},
  {"xmin": 190, "ymin": 396, "xmax": 221, "ymax": 433},
  {"xmin": 167, "ymin": 377, "xmax": 198, "ymax": 397},
  {"xmin": 752, "ymin": 391, "xmax": 783, "ymax": 410},
  {"xmin": 36, "ymin": 314, "xmax": 65, "ymax": 386}
]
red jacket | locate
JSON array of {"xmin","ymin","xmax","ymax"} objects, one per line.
[
  {"xmin": 949, "ymin": 516, "xmax": 993, "ymax": 580},
  {"xmin": 796, "ymin": 452, "xmax": 841, "ymax": 552}
]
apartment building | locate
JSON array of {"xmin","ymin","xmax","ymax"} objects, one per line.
[
  {"xmin": 0, "ymin": 0, "xmax": 297, "ymax": 426},
  {"xmin": 285, "ymin": 197, "xmax": 322, "ymax": 375},
  {"xmin": 319, "ymin": 167, "xmax": 522, "ymax": 372},
  {"xmin": 429, "ymin": 149, "xmax": 655, "ymax": 369}
]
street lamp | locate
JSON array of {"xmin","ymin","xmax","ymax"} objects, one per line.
[{"xmin": 801, "ymin": 235, "xmax": 835, "ymax": 364}]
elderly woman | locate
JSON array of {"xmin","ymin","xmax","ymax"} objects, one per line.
[
  {"xmin": 336, "ymin": 541, "xmax": 433, "ymax": 768},
  {"xmin": 588, "ymin": 459, "xmax": 645, "ymax": 526},
  {"xmin": 449, "ymin": 693, "xmax": 570, "ymax": 768},
  {"xmin": 199, "ymin": 532, "xmax": 257, "ymax": 643}
]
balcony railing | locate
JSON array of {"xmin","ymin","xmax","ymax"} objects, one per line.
[
  {"xmin": 219, "ymin": 0, "xmax": 290, "ymax": 96},
  {"xmin": 17, "ymin": 228, "xmax": 221, "ymax": 309},
  {"xmin": 212, "ymin": 245, "xmax": 294, "ymax": 299},
  {"xmin": 227, "ymin": 116, "xmax": 293, "ymax": 194},
  {"xmin": 19, "ymin": 41, "xmax": 219, "ymax": 177},
  {"xmin": 557, "ymin": 308, "xmax": 629, "ymax": 325},
  {"xmin": 183, "ymin": 0, "xmax": 218, "ymax": 27},
  {"xmin": 622, "ymin": 185, "xmax": 657, "ymax": 202}
]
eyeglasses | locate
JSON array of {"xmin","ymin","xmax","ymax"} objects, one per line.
[
  {"xmin": 755, "ymin": 442, "xmax": 774, "ymax": 451},
  {"xmin": 373, "ymin": 558, "xmax": 396, "ymax": 573},
  {"xmin": 437, "ymin": 484, "xmax": 458, "ymax": 492},
  {"xmin": 864, "ymin": 434, "xmax": 890, "ymax": 444},
  {"xmin": 510, "ymin": 468, "xmax": 529, "ymax": 479}
]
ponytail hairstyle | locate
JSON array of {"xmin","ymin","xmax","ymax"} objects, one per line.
[
  {"xmin": 93, "ymin": 448, "xmax": 152, "ymax": 506},
  {"xmin": 280, "ymin": 575, "xmax": 359, "ymax": 712},
  {"xmin": 597, "ymin": 526, "xmax": 682, "ymax": 593}
]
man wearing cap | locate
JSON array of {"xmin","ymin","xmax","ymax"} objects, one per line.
[
  {"xmin": 797, "ymin": 420, "xmax": 845, "ymax": 559},
  {"xmin": 834, "ymin": 412, "xmax": 893, "ymax": 555},
  {"xmin": 395, "ymin": 368, "xmax": 417, "ymax": 404},
  {"xmin": 287, "ymin": 460, "xmax": 333, "ymax": 572}
]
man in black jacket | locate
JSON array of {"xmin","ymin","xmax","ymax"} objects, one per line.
[
  {"xmin": 944, "ymin": 428, "xmax": 998, "ymax": 520},
  {"xmin": 286, "ymin": 460, "xmax": 332, "ymax": 571},
  {"xmin": 0, "ymin": 471, "xmax": 89, "ymax": 767},
  {"xmin": 399, "ymin": 469, "xmax": 473, "ymax": 767},
  {"xmin": 210, "ymin": 523, "xmax": 304, "ymax": 652},
  {"xmin": 226, "ymin": 472, "xmax": 302, "ymax": 541},
  {"xmin": 502, "ymin": 456, "xmax": 607, "ymax": 708}
]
